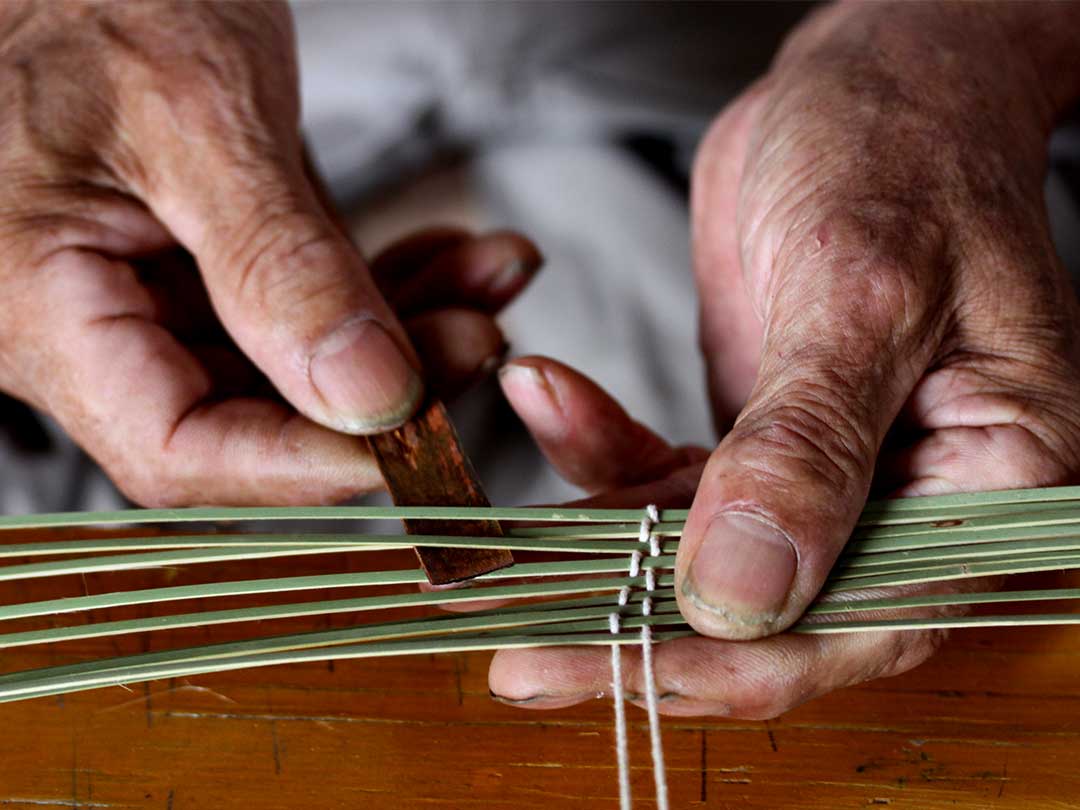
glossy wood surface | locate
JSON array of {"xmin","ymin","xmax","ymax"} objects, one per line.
[{"xmin": 0, "ymin": 540, "xmax": 1077, "ymax": 810}]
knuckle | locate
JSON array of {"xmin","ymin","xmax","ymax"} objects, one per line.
[
  {"xmin": 776, "ymin": 206, "xmax": 945, "ymax": 349},
  {"xmin": 730, "ymin": 693, "xmax": 800, "ymax": 722},
  {"xmin": 874, "ymin": 630, "xmax": 945, "ymax": 680},
  {"xmin": 986, "ymin": 422, "xmax": 1076, "ymax": 488},
  {"xmin": 724, "ymin": 674, "xmax": 809, "ymax": 721},
  {"xmin": 115, "ymin": 4, "xmax": 297, "ymax": 123},
  {"xmin": 110, "ymin": 461, "xmax": 182, "ymax": 508},
  {"xmin": 110, "ymin": 431, "xmax": 203, "ymax": 509},
  {"xmin": 227, "ymin": 207, "xmax": 354, "ymax": 324},
  {"xmin": 733, "ymin": 381, "xmax": 876, "ymax": 497}
]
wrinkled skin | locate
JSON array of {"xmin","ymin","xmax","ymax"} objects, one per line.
[
  {"xmin": 0, "ymin": 1, "xmax": 542, "ymax": 506},
  {"xmin": 489, "ymin": 2, "xmax": 1080, "ymax": 718}
]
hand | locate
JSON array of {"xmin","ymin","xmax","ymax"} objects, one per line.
[
  {"xmin": 0, "ymin": 1, "xmax": 540, "ymax": 506},
  {"xmin": 488, "ymin": 2, "xmax": 1080, "ymax": 717}
]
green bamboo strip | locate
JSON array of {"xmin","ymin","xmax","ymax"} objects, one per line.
[
  {"xmin": 0, "ymin": 506, "xmax": 691, "ymax": 532},
  {"xmin": 858, "ymin": 484, "xmax": 1080, "ymax": 518},
  {"xmin": 854, "ymin": 506, "xmax": 1080, "ymax": 540},
  {"xmin": 829, "ymin": 549, "xmax": 1080, "ymax": 582},
  {"xmin": 795, "ymin": 613, "xmax": 1080, "ymax": 633},
  {"xmin": 808, "ymin": 587, "xmax": 1080, "ymax": 615},
  {"xmin": 10, "ymin": 599, "xmax": 1080, "ymax": 704},
  {"xmin": 0, "ymin": 589, "xmax": 679, "ymax": 686},
  {"xmin": 14, "ymin": 483, "xmax": 1080, "ymax": 705},
  {"xmin": 4, "ymin": 579, "xmax": 1079, "ymax": 703},
  {"xmin": 7, "ymin": 602, "xmax": 679, "ymax": 661},
  {"xmin": 0, "ymin": 570, "xmax": 429, "ymax": 621},
  {"xmin": 845, "ymin": 522, "xmax": 1080, "ymax": 555},
  {"xmin": 0, "ymin": 555, "xmax": 676, "ymax": 624},
  {"xmin": 855, "ymin": 505, "xmax": 1080, "ymax": 529},
  {"xmin": 824, "ymin": 553, "xmax": 1080, "ymax": 593},
  {"xmin": 506, "ymin": 522, "xmax": 684, "ymax": 539},
  {"xmin": 0, "ymin": 578, "xmax": 675, "ymax": 650},
  {"xmin": 0, "ymin": 543, "xmax": 675, "ymax": 584},
  {"xmin": 0, "ymin": 483, "xmax": 1078, "ymax": 537},
  {"xmin": 509, "ymin": 607, "xmax": 684, "ymax": 637},
  {"xmin": 0, "ymin": 628, "xmax": 699, "ymax": 704},
  {"xmin": 0, "ymin": 581, "xmax": 1076, "ymax": 702},
  {"xmin": 0, "ymin": 617, "xmax": 682, "ymax": 686},
  {"xmin": 0, "ymin": 544, "xmax": 386, "ymax": 583},
  {"xmin": 837, "ymin": 536, "xmax": 1080, "ymax": 571},
  {"xmin": 0, "ymin": 604, "xmax": 686, "ymax": 675},
  {"xmin": 0, "ymin": 532, "xmax": 678, "ymax": 559},
  {"xmin": 11, "ymin": 605, "xmax": 1080, "ymax": 704}
]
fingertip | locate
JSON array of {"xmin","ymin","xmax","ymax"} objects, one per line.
[
  {"xmin": 407, "ymin": 308, "xmax": 508, "ymax": 399},
  {"xmin": 678, "ymin": 512, "xmax": 799, "ymax": 640},
  {"xmin": 498, "ymin": 359, "xmax": 567, "ymax": 441},
  {"xmin": 308, "ymin": 317, "xmax": 424, "ymax": 434},
  {"xmin": 488, "ymin": 647, "xmax": 607, "ymax": 708},
  {"xmin": 390, "ymin": 231, "xmax": 545, "ymax": 314}
]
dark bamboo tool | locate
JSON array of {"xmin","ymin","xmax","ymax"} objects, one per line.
[
  {"xmin": 301, "ymin": 148, "xmax": 509, "ymax": 584},
  {"xmin": 367, "ymin": 398, "xmax": 514, "ymax": 584}
]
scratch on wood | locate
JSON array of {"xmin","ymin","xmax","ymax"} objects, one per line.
[
  {"xmin": 0, "ymin": 801, "xmax": 115, "ymax": 808},
  {"xmin": 144, "ymin": 682, "xmax": 153, "ymax": 728},
  {"xmin": 164, "ymin": 710, "xmax": 623, "ymax": 731},
  {"xmin": 699, "ymin": 729, "xmax": 707, "ymax": 803},
  {"xmin": 998, "ymin": 758, "xmax": 1008, "ymax": 799},
  {"xmin": 271, "ymin": 721, "xmax": 282, "ymax": 776},
  {"xmin": 71, "ymin": 738, "xmax": 78, "ymax": 810},
  {"xmin": 166, "ymin": 789, "xmax": 174, "ymax": 810},
  {"xmin": 765, "ymin": 720, "xmax": 778, "ymax": 753},
  {"xmin": 453, "ymin": 655, "xmax": 464, "ymax": 707}
]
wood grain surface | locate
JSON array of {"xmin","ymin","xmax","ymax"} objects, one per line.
[{"xmin": 0, "ymin": 540, "xmax": 1077, "ymax": 810}]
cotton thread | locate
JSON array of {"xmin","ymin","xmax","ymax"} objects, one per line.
[
  {"xmin": 611, "ymin": 505, "xmax": 669, "ymax": 809},
  {"xmin": 639, "ymin": 505, "xmax": 670, "ymax": 810},
  {"xmin": 609, "ymin": 612, "xmax": 632, "ymax": 809}
]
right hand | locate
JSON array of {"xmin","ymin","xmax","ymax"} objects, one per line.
[
  {"xmin": 0, "ymin": 1, "xmax": 540, "ymax": 506},
  {"xmin": 489, "ymin": 1, "xmax": 1080, "ymax": 717}
]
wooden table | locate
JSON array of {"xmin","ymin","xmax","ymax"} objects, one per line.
[{"xmin": 0, "ymin": 544, "xmax": 1077, "ymax": 809}]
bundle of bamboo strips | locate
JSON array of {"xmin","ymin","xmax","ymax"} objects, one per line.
[{"xmin": 2, "ymin": 485, "xmax": 1080, "ymax": 703}]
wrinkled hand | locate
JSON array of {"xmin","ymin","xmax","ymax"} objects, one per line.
[
  {"xmin": 0, "ymin": 1, "xmax": 540, "ymax": 505},
  {"xmin": 489, "ymin": 2, "xmax": 1080, "ymax": 717}
]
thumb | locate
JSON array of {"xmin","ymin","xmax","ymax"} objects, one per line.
[
  {"xmin": 678, "ymin": 216, "xmax": 944, "ymax": 640},
  {"xmin": 133, "ymin": 133, "xmax": 421, "ymax": 435},
  {"xmin": 98, "ymin": 4, "xmax": 423, "ymax": 436},
  {"xmin": 170, "ymin": 166, "xmax": 421, "ymax": 434}
]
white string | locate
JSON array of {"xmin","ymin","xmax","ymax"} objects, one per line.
[
  {"xmin": 640, "ymin": 625, "xmax": 668, "ymax": 807},
  {"xmin": 610, "ymin": 504, "xmax": 670, "ymax": 810},
  {"xmin": 609, "ymin": 612, "xmax": 632, "ymax": 809},
  {"xmin": 639, "ymin": 505, "xmax": 670, "ymax": 810}
]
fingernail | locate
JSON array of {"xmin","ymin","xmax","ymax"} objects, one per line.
[
  {"xmin": 625, "ymin": 691, "xmax": 682, "ymax": 704},
  {"xmin": 497, "ymin": 363, "xmax": 565, "ymax": 439},
  {"xmin": 497, "ymin": 362, "xmax": 544, "ymax": 388},
  {"xmin": 488, "ymin": 257, "xmax": 537, "ymax": 295},
  {"xmin": 310, "ymin": 318, "xmax": 423, "ymax": 434},
  {"xmin": 489, "ymin": 690, "xmax": 589, "ymax": 709},
  {"xmin": 683, "ymin": 513, "xmax": 797, "ymax": 630},
  {"xmin": 478, "ymin": 341, "xmax": 510, "ymax": 379}
]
